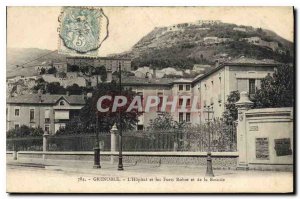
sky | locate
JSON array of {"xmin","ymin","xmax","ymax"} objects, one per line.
[{"xmin": 7, "ymin": 7, "xmax": 294, "ymax": 56}]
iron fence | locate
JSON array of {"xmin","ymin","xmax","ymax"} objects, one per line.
[{"xmin": 7, "ymin": 125, "xmax": 237, "ymax": 152}]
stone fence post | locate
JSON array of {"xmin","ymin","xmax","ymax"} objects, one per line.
[
  {"xmin": 235, "ymin": 91, "xmax": 253, "ymax": 170},
  {"xmin": 43, "ymin": 132, "xmax": 49, "ymax": 160},
  {"xmin": 110, "ymin": 124, "xmax": 118, "ymax": 164}
]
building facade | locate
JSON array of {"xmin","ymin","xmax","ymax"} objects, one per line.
[
  {"xmin": 122, "ymin": 58, "xmax": 279, "ymax": 128},
  {"xmin": 6, "ymin": 58, "xmax": 280, "ymax": 132},
  {"xmin": 6, "ymin": 94, "xmax": 86, "ymax": 134},
  {"xmin": 66, "ymin": 57, "xmax": 132, "ymax": 72}
]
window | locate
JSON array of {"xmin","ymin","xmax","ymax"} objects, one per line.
[
  {"xmin": 179, "ymin": 84, "xmax": 184, "ymax": 91},
  {"xmin": 187, "ymin": 99, "xmax": 191, "ymax": 106},
  {"xmin": 186, "ymin": 113, "xmax": 191, "ymax": 122},
  {"xmin": 249, "ymin": 79, "xmax": 256, "ymax": 95},
  {"xmin": 186, "ymin": 85, "xmax": 191, "ymax": 91},
  {"xmin": 256, "ymin": 138, "xmax": 269, "ymax": 160},
  {"xmin": 45, "ymin": 109, "xmax": 50, "ymax": 118},
  {"xmin": 30, "ymin": 109, "xmax": 35, "ymax": 121},
  {"xmin": 15, "ymin": 108, "xmax": 20, "ymax": 116},
  {"xmin": 14, "ymin": 123, "xmax": 20, "ymax": 129},
  {"xmin": 59, "ymin": 100, "xmax": 65, "ymax": 106},
  {"xmin": 179, "ymin": 113, "xmax": 184, "ymax": 122},
  {"xmin": 179, "ymin": 98, "xmax": 183, "ymax": 106},
  {"xmin": 274, "ymin": 138, "xmax": 292, "ymax": 156},
  {"xmin": 211, "ymin": 81, "xmax": 214, "ymax": 86},
  {"xmin": 157, "ymin": 92, "xmax": 163, "ymax": 112},
  {"xmin": 44, "ymin": 124, "xmax": 50, "ymax": 133},
  {"xmin": 137, "ymin": 125, "xmax": 144, "ymax": 131}
]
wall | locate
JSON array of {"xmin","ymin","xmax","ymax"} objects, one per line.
[
  {"xmin": 196, "ymin": 67, "xmax": 226, "ymax": 122},
  {"xmin": 237, "ymin": 107, "xmax": 293, "ymax": 170},
  {"xmin": 6, "ymin": 103, "xmax": 54, "ymax": 133},
  {"xmin": 9, "ymin": 151, "xmax": 238, "ymax": 168}
]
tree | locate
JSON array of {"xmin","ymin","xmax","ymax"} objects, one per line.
[
  {"xmin": 147, "ymin": 112, "xmax": 188, "ymax": 131},
  {"xmin": 33, "ymin": 78, "xmax": 47, "ymax": 94},
  {"xmin": 7, "ymin": 125, "xmax": 44, "ymax": 138},
  {"xmin": 46, "ymin": 82, "xmax": 66, "ymax": 94},
  {"xmin": 254, "ymin": 65, "xmax": 294, "ymax": 108},
  {"xmin": 47, "ymin": 67, "xmax": 57, "ymax": 74},
  {"xmin": 68, "ymin": 64, "xmax": 80, "ymax": 72},
  {"xmin": 223, "ymin": 90, "xmax": 240, "ymax": 125},
  {"xmin": 40, "ymin": 68, "xmax": 46, "ymax": 75},
  {"xmin": 80, "ymin": 81, "xmax": 142, "ymax": 133},
  {"xmin": 66, "ymin": 84, "xmax": 84, "ymax": 95},
  {"xmin": 147, "ymin": 113, "xmax": 175, "ymax": 131},
  {"xmin": 58, "ymin": 72, "xmax": 67, "ymax": 78},
  {"xmin": 93, "ymin": 66, "xmax": 107, "ymax": 82}
]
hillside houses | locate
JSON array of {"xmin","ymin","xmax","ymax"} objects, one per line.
[{"xmin": 241, "ymin": 37, "xmax": 279, "ymax": 51}]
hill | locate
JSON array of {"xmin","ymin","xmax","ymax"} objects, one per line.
[
  {"xmin": 7, "ymin": 48, "xmax": 66, "ymax": 78},
  {"xmin": 114, "ymin": 21, "xmax": 294, "ymax": 70}
]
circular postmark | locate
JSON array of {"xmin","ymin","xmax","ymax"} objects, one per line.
[{"xmin": 59, "ymin": 7, "xmax": 108, "ymax": 54}]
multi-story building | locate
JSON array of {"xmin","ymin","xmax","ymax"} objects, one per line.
[
  {"xmin": 192, "ymin": 57, "xmax": 278, "ymax": 122},
  {"xmin": 6, "ymin": 57, "xmax": 280, "ymax": 132},
  {"xmin": 66, "ymin": 57, "xmax": 132, "ymax": 72},
  {"xmin": 6, "ymin": 94, "xmax": 86, "ymax": 134}
]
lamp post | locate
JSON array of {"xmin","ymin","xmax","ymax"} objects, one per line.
[
  {"xmin": 204, "ymin": 105, "xmax": 214, "ymax": 177},
  {"xmin": 93, "ymin": 111, "xmax": 101, "ymax": 168},
  {"xmin": 86, "ymin": 92, "xmax": 101, "ymax": 169},
  {"xmin": 118, "ymin": 63, "xmax": 124, "ymax": 171}
]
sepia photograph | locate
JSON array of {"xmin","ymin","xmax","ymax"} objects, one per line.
[{"xmin": 5, "ymin": 6, "xmax": 295, "ymax": 193}]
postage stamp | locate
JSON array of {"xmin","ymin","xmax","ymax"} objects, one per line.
[{"xmin": 58, "ymin": 7, "xmax": 109, "ymax": 57}]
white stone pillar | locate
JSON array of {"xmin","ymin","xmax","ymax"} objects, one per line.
[
  {"xmin": 110, "ymin": 124, "xmax": 118, "ymax": 164},
  {"xmin": 43, "ymin": 133, "xmax": 49, "ymax": 160},
  {"xmin": 235, "ymin": 91, "xmax": 253, "ymax": 170}
]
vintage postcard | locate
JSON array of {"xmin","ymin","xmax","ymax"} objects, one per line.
[{"xmin": 6, "ymin": 6, "xmax": 294, "ymax": 193}]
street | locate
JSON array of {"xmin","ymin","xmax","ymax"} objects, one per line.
[{"xmin": 6, "ymin": 158, "xmax": 294, "ymax": 193}]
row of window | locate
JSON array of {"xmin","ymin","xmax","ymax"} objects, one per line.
[
  {"xmin": 178, "ymin": 84, "xmax": 191, "ymax": 91},
  {"xmin": 14, "ymin": 108, "xmax": 51, "ymax": 120},
  {"xmin": 179, "ymin": 112, "xmax": 191, "ymax": 123}
]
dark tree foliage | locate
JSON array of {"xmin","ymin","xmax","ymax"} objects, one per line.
[
  {"xmin": 254, "ymin": 65, "xmax": 294, "ymax": 108},
  {"xmin": 147, "ymin": 112, "xmax": 188, "ymax": 131},
  {"xmin": 46, "ymin": 82, "xmax": 66, "ymax": 94},
  {"xmin": 66, "ymin": 84, "xmax": 84, "ymax": 95},
  {"xmin": 47, "ymin": 67, "xmax": 57, "ymax": 74},
  {"xmin": 223, "ymin": 91, "xmax": 240, "ymax": 125},
  {"xmin": 67, "ymin": 64, "xmax": 80, "ymax": 72},
  {"xmin": 93, "ymin": 65, "xmax": 107, "ymax": 82},
  {"xmin": 80, "ymin": 81, "xmax": 142, "ymax": 133},
  {"xmin": 7, "ymin": 125, "xmax": 44, "ymax": 138},
  {"xmin": 33, "ymin": 78, "xmax": 47, "ymax": 94},
  {"xmin": 40, "ymin": 68, "xmax": 46, "ymax": 75}
]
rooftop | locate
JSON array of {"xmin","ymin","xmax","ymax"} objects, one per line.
[
  {"xmin": 7, "ymin": 94, "xmax": 86, "ymax": 105},
  {"xmin": 225, "ymin": 57, "xmax": 281, "ymax": 65}
]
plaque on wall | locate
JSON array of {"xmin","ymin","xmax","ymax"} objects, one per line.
[
  {"xmin": 274, "ymin": 138, "xmax": 292, "ymax": 156},
  {"xmin": 256, "ymin": 137, "xmax": 269, "ymax": 160}
]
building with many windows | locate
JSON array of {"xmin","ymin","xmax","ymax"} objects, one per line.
[
  {"xmin": 6, "ymin": 57, "xmax": 280, "ymax": 132},
  {"xmin": 6, "ymin": 94, "xmax": 86, "ymax": 134},
  {"xmin": 122, "ymin": 57, "xmax": 279, "ymax": 128}
]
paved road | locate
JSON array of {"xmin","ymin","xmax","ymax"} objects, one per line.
[{"xmin": 6, "ymin": 158, "xmax": 294, "ymax": 193}]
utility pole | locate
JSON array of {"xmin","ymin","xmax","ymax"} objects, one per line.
[
  {"xmin": 118, "ymin": 63, "xmax": 124, "ymax": 171},
  {"xmin": 205, "ymin": 105, "xmax": 214, "ymax": 177}
]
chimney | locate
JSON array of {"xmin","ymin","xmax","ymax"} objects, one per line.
[
  {"xmin": 66, "ymin": 91, "xmax": 70, "ymax": 96},
  {"xmin": 215, "ymin": 60, "xmax": 219, "ymax": 68},
  {"xmin": 107, "ymin": 68, "xmax": 112, "ymax": 82}
]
